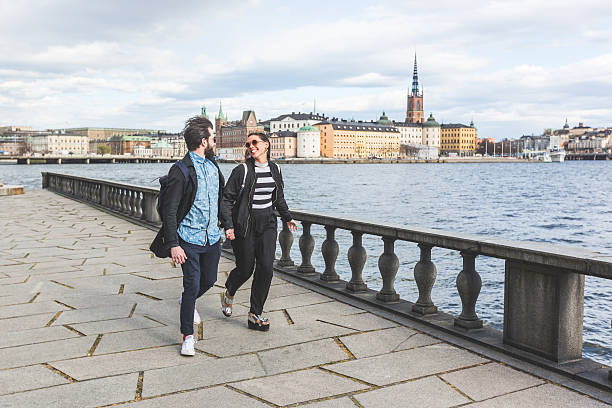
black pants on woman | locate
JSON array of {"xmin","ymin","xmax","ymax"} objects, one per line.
[{"xmin": 225, "ymin": 208, "xmax": 277, "ymax": 315}]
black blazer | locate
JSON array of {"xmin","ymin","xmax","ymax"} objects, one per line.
[
  {"xmin": 221, "ymin": 158, "xmax": 292, "ymax": 238},
  {"xmin": 150, "ymin": 152, "xmax": 226, "ymax": 258}
]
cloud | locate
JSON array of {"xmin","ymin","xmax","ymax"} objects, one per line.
[{"xmin": 0, "ymin": 0, "xmax": 611, "ymax": 137}]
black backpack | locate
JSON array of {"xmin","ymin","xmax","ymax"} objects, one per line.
[{"xmin": 156, "ymin": 161, "xmax": 189, "ymax": 220}]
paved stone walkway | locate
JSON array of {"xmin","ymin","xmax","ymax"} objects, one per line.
[{"xmin": 0, "ymin": 190, "xmax": 608, "ymax": 407}]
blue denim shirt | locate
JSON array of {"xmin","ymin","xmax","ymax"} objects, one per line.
[{"xmin": 177, "ymin": 151, "xmax": 220, "ymax": 246}]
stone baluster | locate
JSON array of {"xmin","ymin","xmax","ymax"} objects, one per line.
[
  {"xmin": 100, "ymin": 184, "xmax": 108, "ymax": 207},
  {"xmin": 412, "ymin": 244, "xmax": 438, "ymax": 315},
  {"xmin": 142, "ymin": 191, "xmax": 160, "ymax": 224},
  {"xmin": 454, "ymin": 251, "xmax": 483, "ymax": 329},
  {"xmin": 320, "ymin": 226, "xmax": 339, "ymax": 281},
  {"xmin": 297, "ymin": 222, "xmax": 315, "ymax": 275},
  {"xmin": 376, "ymin": 237, "xmax": 400, "ymax": 302},
  {"xmin": 277, "ymin": 221, "xmax": 294, "ymax": 267},
  {"xmin": 346, "ymin": 231, "xmax": 367, "ymax": 292},
  {"xmin": 128, "ymin": 190, "xmax": 136, "ymax": 216}
]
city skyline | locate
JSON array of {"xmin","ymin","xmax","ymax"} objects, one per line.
[{"xmin": 1, "ymin": 0, "xmax": 611, "ymax": 140}]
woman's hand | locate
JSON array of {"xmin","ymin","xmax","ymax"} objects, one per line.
[
  {"xmin": 226, "ymin": 228, "xmax": 236, "ymax": 241},
  {"xmin": 170, "ymin": 246, "xmax": 186, "ymax": 265},
  {"xmin": 286, "ymin": 220, "xmax": 298, "ymax": 232}
]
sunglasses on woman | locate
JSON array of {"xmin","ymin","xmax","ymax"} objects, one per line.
[{"xmin": 245, "ymin": 139, "xmax": 263, "ymax": 148}]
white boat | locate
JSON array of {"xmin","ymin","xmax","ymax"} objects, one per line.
[
  {"xmin": 550, "ymin": 150, "xmax": 566, "ymax": 162},
  {"xmin": 539, "ymin": 152, "xmax": 552, "ymax": 162}
]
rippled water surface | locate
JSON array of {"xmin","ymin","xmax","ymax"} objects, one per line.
[{"xmin": 2, "ymin": 160, "xmax": 611, "ymax": 364}]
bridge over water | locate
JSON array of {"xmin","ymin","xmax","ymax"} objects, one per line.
[{"xmin": 0, "ymin": 174, "xmax": 610, "ymax": 407}]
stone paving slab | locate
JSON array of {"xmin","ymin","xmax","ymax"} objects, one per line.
[
  {"xmin": 0, "ymin": 325, "xmax": 81, "ymax": 349},
  {"xmin": 52, "ymin": 345, "xmax": 211, "ymax": 381},
  {"xmin": 0, "ymin": 191, "xmax": 607, "ymax": 408},
  {"xmin": 0, "ymin": 336, "xmax": 95, "ymax": 369},
  {"xmin": 301, "ymin": 397, "xmax": 359, "ymax": 407},
  {"xmin": 0, "ymin": 372, "xmax": 138, "ymax": 408},
  {"xmin": 325, "ymin": 343, "xmax": 489, "ymax": 386},
  {"xmin": 0, "ymin": 365, "xmax": 70, "ymax": 395},
  {"xmin": 197, "ymin": 320, "xmax": 356, "ymax": 357},
  {"xmin": 142, "ymin": 353, "xmax": 265, "ymax": 397},
  {"xmin": 121, "ymin": 386, "xmax": 269, "ymax": 407},
  {"xmin": 440, "ymin": 362, "xmax": 545, "ymax": 401},
  {"xmin": 69, "ymin": 315, "xmax": 165, "ymax": 336},
  {"xmin": 353, "ymin": 376, "xmax": 470, "ymax": 408},
  {"xmin": 0, "ymin": 312, "xmax": 57, "ymax": 332},
  {"xmin": 94, "ymin": 326, "xmax": 180, "ymax": 355},
  {"xmin": 258, "ymin": 338, "xmax": 349, "ymax": 375},
  {"xmin": 230, "ymin": 368, "xmax": 369, "ymax": 406},
  {"xmin": 339, "ymin": 326, "xmax": 441, "ymax": 359},
  {"xmin": 468, "ymin": 383, "xmax": 609, "ymax": 407}
]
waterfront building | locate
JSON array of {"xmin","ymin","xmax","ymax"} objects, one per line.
[
  {"xmin": 217, "ymin": 110, "xmax": 263, "ymax": 154},
  {"xmin": 107, "ymin": 135, "xmax": 151, "ymax": 156},
  {"xmin": 567, "ymin": 132, "xmax": 610, "ymax": 153},
  {"xmin": 29, "ymin": 133, "xmax": 89, "ymax": 155},
  {"xmin": 158, "ymin": 133, "xmax": 187, "ymax": 157},
  {"xmin": 0, "ymin": 137, "xmax": 26, "ymax": 154},
  {"xmin": 151, "ymin": 140, "xmax": 174, "ymax": 157},
  {"xmin": 269, "ymin": 112, "xmax": 327, "ymax": 133},
  {"xmin": 393, "ymin": 121, "xmax": 423, "ymax": 145},
  {"xmin": 133, "ymin": 145, "xmax": 152, "ymax": 157},
  {"xmin": 315, "ymin": 119, "xmax": 400, "ymax": 159},
  {"xmin": 422, "ymin": 114, "xmax": 441, "ymax": 148},
  {"xmin": 440, "ymin": 122, "xmax": 478, "ymax": 156},
  {"xmin": 270, "ymin": 131, "xmax": 297, "ymax": 159},
  {"xmin": 406, "ymin": 55, "xmax": 424, "ymax": 124},
  {"xmin": 401, "ymin": 143, "xmax": 439, "ymax": 160},
  {"xmin": 297, "ymin": 126, "xmax": 321, "ymax": 158}
]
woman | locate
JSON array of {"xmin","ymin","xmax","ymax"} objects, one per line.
[{"xmin": 220, "ymin": 132, "xmax": 298, "ymax": 331}]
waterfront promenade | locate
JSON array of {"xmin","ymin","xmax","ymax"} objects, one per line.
[{"xmin": 0, "ymin": 191, "xmax": 609, "ymax": 407}]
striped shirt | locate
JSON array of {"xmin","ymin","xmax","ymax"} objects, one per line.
[{"xmin": 252, "ymin": 161, "xmax": 276, "ymax": 210}]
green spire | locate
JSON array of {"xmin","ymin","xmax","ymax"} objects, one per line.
[
  {"xmin": 217, "ymin": 101, "xmax": 225, "ymax": 120},
  {"xmin": 200, "ymin": 105, "xmax": 208, "ymax": 119}
]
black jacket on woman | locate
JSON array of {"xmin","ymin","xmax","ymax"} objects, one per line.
[
  {"xmin": 221, "ymin": 158, "xmax": 292, "ymax": 238},
  {"xmin": 150, "ymin": 152, "xmax": 226, "ymax": 258}
]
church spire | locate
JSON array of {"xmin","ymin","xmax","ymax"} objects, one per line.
[
  {"xmin": 411, "ymin": 54, "xmax": 419, "ymax": 96},
  {"xmin": 217, "ymin": 101, "xmax": 225, "ymax": 120}
]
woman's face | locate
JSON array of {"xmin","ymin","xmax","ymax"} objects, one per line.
[{"xmin": 246, "ymin": 135, "xmax": 268, "ymax": 161}]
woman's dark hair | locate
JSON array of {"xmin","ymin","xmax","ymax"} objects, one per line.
[
  {"xmin": 183, "ymin": 116, "xmax": 213, "ymax": 151},
  {"xmin": 247, "ymin": 132, "xmax": 271, "ymax": 161}
]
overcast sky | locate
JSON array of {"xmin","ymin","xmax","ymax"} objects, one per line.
[{"xmin": 1, "ymin": 0, "xmax": 611, "ymax": 139}]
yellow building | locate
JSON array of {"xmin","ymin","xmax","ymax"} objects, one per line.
[
  {"xmin": 315, "ymin": 120, "xmax": 400, "ymax": 159},
  {"xmin": 440, "ymin": 122, "xmax": 478, "ymax": 156}
]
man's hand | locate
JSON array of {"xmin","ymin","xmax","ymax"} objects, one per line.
[
  {"xmin": 226, "ymin": 228, "xmax": 235, "ymax": 241},
  {"xmin": 170, "ymin": 246, "xmax": 186, "ymax": 264},
  {"xmin": 287, "ymin": 220, "xmax": 298, "ymax": 232}
]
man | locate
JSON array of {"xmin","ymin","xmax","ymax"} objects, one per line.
[{"xmin": 150, "ymin": 116, "xmax": 225, "ymax": 356}]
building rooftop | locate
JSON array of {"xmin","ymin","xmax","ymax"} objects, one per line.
[
  {"xmin": 272, "ymin": 131, "xmax": 298, "ymax": 138},
  {"xmin": 315, "ymin": 120, "xmax": 400, "ymax": 133},
  {"xmin": 270, "ymin": 112, "xmax": 328, "ymax": 122}
]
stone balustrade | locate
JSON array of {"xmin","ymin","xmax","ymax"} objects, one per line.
[{"xmin": 42, "ymin": 172, "xmax": 612, "ymax": 379}]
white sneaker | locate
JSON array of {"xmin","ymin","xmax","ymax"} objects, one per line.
[
  {"xmin": 181, "ymin": 335, "xmax": 196, "ymax": 356},
  {"xmin": 179, "ymin": 298, "xmax": 202, "ymax": 324}
]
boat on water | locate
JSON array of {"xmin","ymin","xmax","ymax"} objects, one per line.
[
  {"xmin": 538, "ymin": 152, "xmax": 552, "ymax": 162},
  {"xmin": 549, "ymin": 149, "xmax": 566, "ymax": 162}
]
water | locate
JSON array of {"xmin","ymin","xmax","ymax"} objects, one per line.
[{"xmin": 1, "ymin": 160, "xmax": 611, "ymax": 364}]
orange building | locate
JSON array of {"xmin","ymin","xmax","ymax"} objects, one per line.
[{"xmin": 315, "ymin": 120, "xmax": 400, "ymax": 159}]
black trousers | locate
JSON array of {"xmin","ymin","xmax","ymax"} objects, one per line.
[
  {"xmin": 179, "ymin": 238, "xmax": 221, "ymax": 336},
  {"xmin": 226, "ymin": 208, "xmax": 277, "ymax": 315}
]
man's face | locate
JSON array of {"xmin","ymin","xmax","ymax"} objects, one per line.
[{"xmin": 203, "ymin": 127, "xmax": 215, "ymax": 151}]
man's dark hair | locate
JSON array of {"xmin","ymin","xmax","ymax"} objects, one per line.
[{"xmin": 183, "ymin": 116, "xmax": 213, "ymax": 151}]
